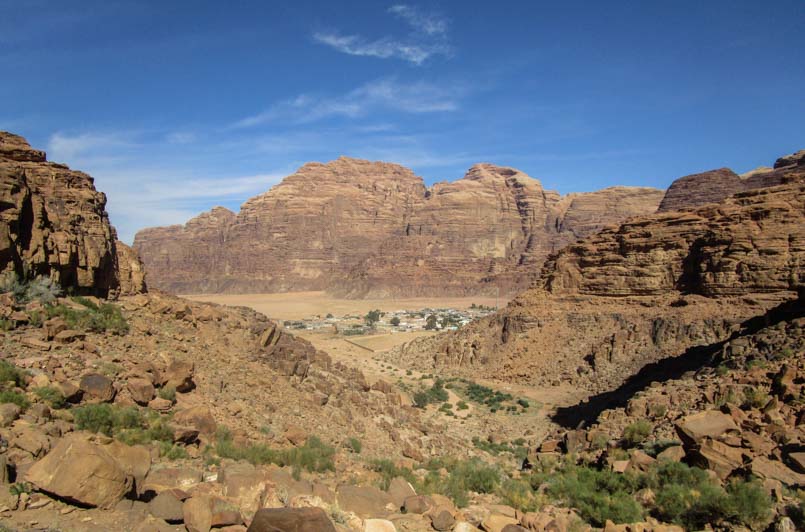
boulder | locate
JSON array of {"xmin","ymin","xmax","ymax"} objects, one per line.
[
  {"xmin": 429, "ymin": 506, "xmax": 456, "ymax": 531},
  {"xmin": 142, "ymin": 466, "xmax": 203, "ymax": 494},
  {"xmin": 25, "ymin": 434, "xmax": 133, "ymax": 508},
  {"xmin": 674, "ymin": 410, "xmax": 738, "ymax": 446},
  {"xmin": 482, "ymin": 514, "xmax": 520, "ymax": 532},
  {"xmin": 750, "ymin": 457, "xmax": 805, "ymax": 487},
  {"xmin": 53, "ymin": 330, "xmax": 85, "ymax": 344},
  {"xmin": 183, "ymin": 495, "xmax": 213, "ymax": 532},
  {"xmin": 386, "ymin": 476, "xmax": 416, "ymax": 508},
  {"xmin": 247, "ymin": 507, "xmax": 337, "ymax": 532},
  {"xmin": 0, "ymin": 403, "xmax": 21, "ymax": 427},
  {"xmin": 403, "ymin": 495, "xmax": 433, "ymax": 514},
  {"xmin": 284, "ymin": 425, "xmax": 308, "ymax": 446},
  {"xmin": 164, "ymin": 359, "xmax": 195, "ymax": 393},
  {"xmin": 364, "ymin": 519, "xmax": 397, "ymax": 532},
  {"xmin": 149, "ymin": 490, "xmax": 184, "ymax": 523},
  {"xmin": 173, "ymin": 405, "xmax": 217, "ymax": 436},
  {"xmin": 79, "ymin": 373, "xmax": 116, "ymax": 402},
  {"xmin": 337, "ymin": 484, "xmax": 394, "ymax": 518},
  {"xmin": 127, "ymin": 378, "xmax": 156, "ymax": 405}
]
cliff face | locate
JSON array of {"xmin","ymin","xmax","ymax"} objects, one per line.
[
  {"xmin": 134, "ymin": 158, "xmax": 664, "ymax": 296},
  {"xmin": 0, "ymin": 132, "xmax": 146, "ymax": 297},
  {"xmin": 390, "ymin": 174, "xmax": 805, "ymax": 393}
]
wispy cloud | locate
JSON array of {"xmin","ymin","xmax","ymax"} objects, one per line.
[
  {"xmin": 233, "ymin": 78, "xmax": 460, "ymax": 128},
  {"xmin": 48, "ymin": 131, "xmax": 136, "ymax": 160},
  {"xmin": 313, "ymin": 4, "xmax": 451, "ymax": 65},
  {"xmin": 388, "ymin": 5, "xmax": 448, "ymax": 36}
]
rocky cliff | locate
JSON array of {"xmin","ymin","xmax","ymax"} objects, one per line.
[
  {"xmin": 134, "ymin": 158, "xmax": 663, "ymax": 296},
  {"xmin": 389, "ymin": 172, "xmax": 805, "ymax": 393},
  {"xmin": 657, "ymin": 149, "xmax": 804, "ymax": 212},
  {"xmin": 0, "ymin": 132, "xmax": 146, "ymax": 297}
]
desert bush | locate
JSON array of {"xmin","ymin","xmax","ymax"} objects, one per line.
[
  {"xmin": 0, "ymin": 360, "xmax": 27, "ymax": 387},
  {"xmin": 742, "ymin": 386, "xmax": 770, "ymax": 409},
  {"xmin": 157, "ymin": 386, "xmax": 177, "ymax": 402},
  {"xmin": 499, "ymin": 478, "xmax": 542, "ymax": 512},
  {"xmin": 344, "ymin": 437, "xmax": 362, "ymax": 454},
  {"xmin": 622, "ymin": 420, "xmax": 652, "ymax": 447},
  {"xmin": 214, "ymin": 431, "xmax": 335, "ymax": 474},
  {"xmin": 73, "ymin": 404, "xmax": 143, "ymax": 436},
  {"xmin": 45, "ymin": 298, "xmax": 128, "ymax": 335},
  {"xmin": 370, "ymin": 459, "xmax": 417, "ymax": 490},
  {"xmin": 0, "ymin": 389, "xmax": 29, "ymax": 410},
  {"xmin": 412, "ymin": 379, "xmax": 449, "ymax": 408},
  {"xmin": 32, "ymin": 386, "xmax": 66, "ymax": 409},
  {"xmin": 546, "ymin": 464, "xmax": 643, "ymax": 526},
  {"xmin": 0, "ymin": 273, "xmax": 62, "ymax": 304}
]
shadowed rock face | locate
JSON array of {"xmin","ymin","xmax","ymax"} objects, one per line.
[
  {"xmin": 0, "ymin": 132, "xmax": 146, "ymax": 297},
  {"xmin": 391, "ymin": 176, "xmax": 805, "ymax": 393},
  {"xmin": 134, "ymin": 158, "xmax": 664, "ymax": 297}
]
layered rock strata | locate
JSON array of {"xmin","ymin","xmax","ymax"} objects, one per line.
[
  {"xmin": 390, "ymin": 177, "xmax": 805, "ymax": 393},
  {"xmin": 134, "ymin": 158, "xmax": 664, "ymax": 296},
  {"xmin": 0, "ymin": 132, "xmax": 145, "ymax": 297}
]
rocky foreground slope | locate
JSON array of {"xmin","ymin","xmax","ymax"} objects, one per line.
[
  {"xmin": 134, "ymin": 158, "xmax": 663, "ymax": 297},
  {"xmin": 390, "ymin": 153, "xmax": 805, "ymax": 394}
]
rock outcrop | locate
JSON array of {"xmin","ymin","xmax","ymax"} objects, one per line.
[
  {"xmin": 134, "ymin": 158, "xmax": 663, "ymax": 296},
  {"xmin": 0, "ymin": 132, "xmax": 146, "ymax": 297},
  {"xmin": 390, "ymin": 175, "xmax": 804, "ymax": 392},
  {"xmin": 657, "ymin": 150, "xmax": 804, "ymax": 212}
]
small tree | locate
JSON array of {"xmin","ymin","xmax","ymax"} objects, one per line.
[
  {"xmin": 425, "ymin": 314, "xmax": 439, "ymax": 330},
  {"xmin": 390, "ymin": 316, "xmax": 401, "ymax": 326},
  {"xmin": 364, "ymin": 309, "xmax": 381, "ymax": 327}
]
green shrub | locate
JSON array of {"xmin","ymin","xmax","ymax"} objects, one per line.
[
  {"xmin": 0, "ymin": 389, "xmax": 29, "ymax": 410},
  {"xmin": 0, "ymin": 360, "xmax": 27, "ymax": 387},
  {"xmin": 214, "ymin": 431, "xmax": 335, "ymax": 473},
  {"xmin": 742, "ymin": 386, "xmax": 770, "ymax": 409},
  {"xmin": 724, "ymin": 479, "xmax": 772, "ymax": 528},
  {"xmin": 499, "ymin": 478, "xmax": 541, "ymax": 512},
  {"xmin": 370, "ymin": 459, "xmax": 417, "ymax": 491},
  {"xmin": 622, "ymin": 420, "xmax": 652, "ymax": 447},
  {"xmin": 32, "ymin": 386, "xmax": 66, "ymax": 409},
  {"xmin": 72, "ymin": 404, "xmax": 151, "ymax": 438},
  {"xmin": 45, "ymin": 299, "xmax": 129, "ymax": 335},
  {"xmin": 412, "ymin": 379, "xmax": 449, "ymax": 408},
  {"xmin": 345, "ymin": 437, "xmax": 362, "ymax": 454},
  {"xmin": 159, "ymin": 441, "xmax": 189, "ymax": 460},
  {"xmin": 0, "ymin": 273, "xmax": 62, "ymax": 304},
  {"xmin": 546, "ymin": 464, "xmax": 643, "ymax": 526},
  {"xmin": 157, "ymin": 386, "xmax": 177, "ymax": 402}
]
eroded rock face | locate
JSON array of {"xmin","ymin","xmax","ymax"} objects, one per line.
[
  {"xmin": 134, "ymin": 158, "xmax": 664, "ymax": 296},
  {"xmin": 391, "ymin": 177, "xmax": 804, "ymax": 392},
  {"xmin": 657, "ymin": 150, "xmax": 804, "ymax": 212},
  {"xmin": 0, "ymin": 132, "xmax": 146, "ymax": 297}
]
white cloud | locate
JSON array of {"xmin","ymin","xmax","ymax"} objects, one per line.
[
  {"xmin": 388, "ymin": 5, "xmax": 448, "ymax": 36},
  {"xmin": 48, "ymin": 131, "xmax": 135, "ymax": 160},
  {"xmin": 313, "ymin": 5, "xmax": 451, "ymax": 65},
  {"xmin": 233, "ymin": 78, "xmax": 459, "ymax": 128},
  {"xmin": 312, "ymin": 32, "xmax": 445, "ymax": 65}
]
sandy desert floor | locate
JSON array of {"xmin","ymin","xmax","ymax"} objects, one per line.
[{"xmin": 183, "ymin": 291, "xmax": 506, "ymax": 321}]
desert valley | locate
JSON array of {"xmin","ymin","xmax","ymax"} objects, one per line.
[
  {"xmin": 1, "ymin": 2, "xmax": 804, "ymax": 532},
  {"xmin": 0, "ymin": 130, "xmax": 802, "ymax": 532}
]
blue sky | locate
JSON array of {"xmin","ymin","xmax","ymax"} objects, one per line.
[{"xmin": 1, "ymin": 0, "xmax": 803, "ymax": 242}]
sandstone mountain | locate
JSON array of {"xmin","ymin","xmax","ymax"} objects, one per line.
[
  {"xmin": 134, "ymin": 158, "xmax": 664, "ymax": 296},
  {"xmin": 0, "ymin": 132, "xmax": 146, "ymax": 297},
  {"xmin": 389, "ymin": 161, "xmax": 805, "ymax": 393}
]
